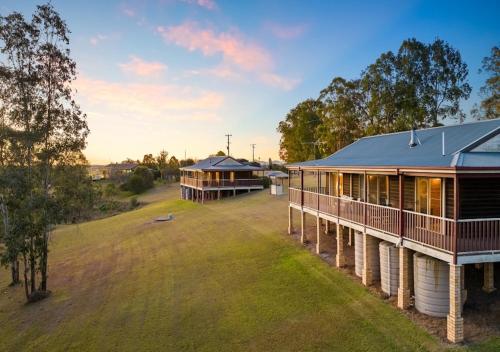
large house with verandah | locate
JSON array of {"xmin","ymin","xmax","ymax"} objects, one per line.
[
  {"xmin": 286, "ymin": 118, "xmax": 500, "ymax": 343},
  {"xmin": 180, "ymin": 156, "xmax": 265, "ymax": 202}
]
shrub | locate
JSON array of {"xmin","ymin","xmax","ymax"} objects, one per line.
[
  {"xmin": 262, "ymin": 177, "xmax": 271, "ymax": 189},
  {"xmin": 104, "ymin": 183, "xmax": 118, "ymax": 197},
  {"xmin": 123, "ymin": 166, "xmax": 154, "ymax": 194},
  {"xmin": 130, "ymin": 196, "xmax": 139, "ymax": 208}
]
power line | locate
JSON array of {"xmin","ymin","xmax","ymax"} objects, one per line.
[
  {"xmin": 250, "ymin": 144, "xmax": 256, "ymax": 161},
  {"xmin": 225, "ymin": 133, "xmax": 232, "ymax": 156}
]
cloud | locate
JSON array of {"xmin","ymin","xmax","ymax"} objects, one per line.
[
  {"xmin": 119, "ymin": 56, "xmax": 167, "ymax": 77},
  {"xmin": 157, "ymin": 22, "xmax": 272, "ymax": 72},
  {"xmin": 74, "ymin": 75, "xmax": 224, "ymax": 122},
  {"xmin": 180, "ymin": 0, "xmax": 217, "ymax": 10},
  {"xmin": 90, "ymin": 34, "xmax": 109, "ymax": 46},
  {"xmin": 157, "ymin": 21, "xmax": 300, "ymax": 90},
  {"xmin": 265, "ymin": 22, "xmax": 307, "ymax": 40},
  {"xmin": 121, "ymin": 6, "xmax": 136, "ymax": 17},
  {"xmin": 259, "ymin": 73, "xmax": 300, "ymax": 91}
]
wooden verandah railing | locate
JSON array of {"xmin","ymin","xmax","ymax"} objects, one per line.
[
  {"xmin": 289, "ymin": 187, "xmax": 500, "ymax": 254},
  {"xmin": 181, "ymin": 176, "xmax": 263, "ymax": 188}
]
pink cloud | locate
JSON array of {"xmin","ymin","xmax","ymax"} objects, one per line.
[
  {"xmin": 157, "ymin": 21, "xmax": 300, "ymax": 90},
  {"xmin": 180, "ymin": 0, "xmax": 217, "ymax": 10},
  {"xmin": 122, "ymin": 7, "xmax": 135, "ymax": 17},
  {"xmin": 265, "ymin": 22, "xmax": 308, "ymax": 40},
  {"xmin": 119, "ymin": 56, "xmax": 167, "ymax": 77},
  {"xmin": 157, "ymin": 22, "xmax": 272, "ymax": 72},
  {"xmin": 74, "ymin": 75, "xmax": 224, "ymax": 122},
  {"xmin": 259, "ymin": 72, "xmax": 300, "ymax": 91}
]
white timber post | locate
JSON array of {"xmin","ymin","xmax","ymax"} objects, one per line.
[
  {"xmin": 288, "ymin": 206, "xmax": 293, "ymax": 235},
  {"xmin": 300, "ymin": 211, "xmax": 306, "ymax": 244},
  {"xmin": 316, "ymin": 216, "xmax": 321, "ymax": 254}
]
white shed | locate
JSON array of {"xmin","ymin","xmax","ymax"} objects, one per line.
[{"xmin": 265, "ymin": 171, "xmax": 289, "ymax": 196}]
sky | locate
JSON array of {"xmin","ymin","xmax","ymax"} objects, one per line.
[{"xmin": 1, "ymin": 0, "xmax": 499, "ymax": 164}]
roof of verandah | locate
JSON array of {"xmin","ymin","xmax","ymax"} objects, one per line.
[
  {"xmin": 180, "ymin": 156, "xmax": 264, "ymax": 172},
  {"xmin": 287, "ymin": 118, "xmax": 500, "ymax": 169}
]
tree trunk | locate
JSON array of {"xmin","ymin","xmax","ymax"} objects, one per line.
[
  {"xmin": 10, "ymin": 259, "xmax": 20, "ymax": 285},
  {"xmin": 23, "ymin": 253, "xmax": 30, "ymax": 301},
  {"xmin": 39, "ymin": 234, "xmax": 48, "ymax": 291},
  {"xmin": 30, "ymin": 240, "xmax": 36, "ymax": 295}
]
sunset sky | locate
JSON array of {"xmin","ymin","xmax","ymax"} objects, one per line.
[{"xmin": 2, "ymin": 0, "xmax": 499, "ymax": 164}]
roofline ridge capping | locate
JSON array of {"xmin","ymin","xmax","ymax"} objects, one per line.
[
  {"xmin": 359, "ymin": 118, "xmax": 500, "ymax": 140},
  {"xmin": 452, "ymin": 126, "xmax": 500, "ymax": 155}
]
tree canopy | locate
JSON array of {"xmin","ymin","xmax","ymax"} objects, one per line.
[{"xmin": 278, "ymin": 38, "xmax": 473, "ymax": 163}]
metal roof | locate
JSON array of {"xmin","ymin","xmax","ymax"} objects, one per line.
[
  {"xmin": 288, "ymin": 119, "xmax": 500, "ymax": 169},
  {"xmin": 180, "ymin": 156, "xmax": 264, "ymax": 171},
  {"xmin": 264, "ymin": 170, "xmax": 289, "ymax": 178}
]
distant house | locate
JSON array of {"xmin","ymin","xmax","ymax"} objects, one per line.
[
  {"xmin": 106, "ymin": 162, "xmax": 138, "ymax": 179},
  {"xmin": 180, "ymin": 156, "xmax": 264, "ymax": 202},
  {"xmin": 286, "ymin": 118, "xmax": 500, "ymax": 343},
  {"xmin": 88, "ymin": 162, "xmax": 138, "ymax": 181},
  {"xmin": 88, "ymin": 165, "xmax": 108, "ymax": 181}
]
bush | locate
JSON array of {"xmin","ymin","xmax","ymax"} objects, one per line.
[
  {"xmin": 262, "ymin": 177, "xmax": 271, "ymax": 189},
  {"xmin": 122, "ymin": 166, "xmax": 154, "ymax": 194},
  {"xmin": 130, "ymin": 196, "xmax": 139, "ymax": 208},
  {"xmin": 104, "ymin": 183, "xmax": 118, "ymax": 197}
]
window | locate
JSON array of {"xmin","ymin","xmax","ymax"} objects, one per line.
[
  {"xmin": 416, "ymin": 177, "xmax": 442, "ymax": 217},
  {"xmin": 368, "ymin": 175, "xmax": 388, "ymax": 205}
]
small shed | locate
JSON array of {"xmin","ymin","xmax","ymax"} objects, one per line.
[{"xmin": 265, "ymin": 171, "xmax": 289, "ymax": 196}]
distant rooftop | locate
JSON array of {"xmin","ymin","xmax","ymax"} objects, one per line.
[
  {"xmin": 288, "ymin": 119, "xmax": 500, "ymax": 169},
  {"xmin": 180, "ymin": 156, "xmax": 264, "ymax": 171}
]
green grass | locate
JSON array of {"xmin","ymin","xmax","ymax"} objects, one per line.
[{"xmin": 0, "ymin": 185, "xmax": 497, "ymax": 351}]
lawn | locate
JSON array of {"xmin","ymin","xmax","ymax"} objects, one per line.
[{"xmin": 0, "ymin": 184, "xmax": 497, "ymax": 351}]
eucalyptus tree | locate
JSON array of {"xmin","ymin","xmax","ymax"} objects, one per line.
[
  {"xmin": 0, "ymin": 3, "xmax": 88, "ymax": 301},
  {"xmin": 474, "ymin": 46, "xmax": 499, "ymax": 119},
  {"xmin": 277, "ymin": 99, "xmax": 324, "ymax": 162}
]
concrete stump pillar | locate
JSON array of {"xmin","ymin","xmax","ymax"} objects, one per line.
[
  {"xmin": 362, "ymin": 234, "xmax": 376, "ymax": 286},
  {"xmin": 336, "ymin": 223, "xmax": 346, "ymax": 268},
  {"xmin": 447, "ymin": 264, "xmax": 464, "ymax": 343},
  {"xmin": 397, "ymin": 246, "xmax": 411, "ymax": 310},
  {"xmin": 288, "ymin": 206, "xmax": 293, "ymax": 235},
  {"xmin": 483, "ymin": 262, "xmax": 496, "ymax": 293},
  {"xmin": 324, "ymin": 220, "xmax": 330, "ymax": 234}
]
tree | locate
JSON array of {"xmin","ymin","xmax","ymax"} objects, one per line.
[
  {"xmin": 156, "ymin": 150, "xmax": 168, "ymax": 179},
  {"xmin": 0, "ymin": 3, "xmax": 89, "ymax": 301},
  {"xmin": 215, "ymin": 150, "xmax": 225, "ymax": 156},
  {"xmin": 474, "ymin": 46, "xmax": 499, "ymax": 119},
  {"xmin": 277, "ymin": 38, "xmax": 472, "ymax": 162},
  {"xmin": 277, "ymin": 99, "xmax": 324, "ymax": 162},
  {"xmin": 180, "ymin": 158, "xmax": 195, "ymax": 167},
  {"xmin": 141, "ymin": 153, "xmax": 157, "ymax": 170},
  {"xmin": 318, "ymin": 78, "xmax": 364, "ymax": 152}
]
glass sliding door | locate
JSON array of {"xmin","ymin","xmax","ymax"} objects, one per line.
[
  {"xmin": 416, "ymin": 177, "xmax": 429, "ymax": 214},
  {"xmin": 429, "ymin": 178, "xmax": 442, "ymax": 217},
  {"xmin": 415, "ymin": 177, "xmax": 442, "ymax": 217}
]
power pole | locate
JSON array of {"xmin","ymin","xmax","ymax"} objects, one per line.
[
  {"xmin": 250, "ymin": 144, "xmax": 256, "ymax": 161},
  {"xmin": 225, "ymin": 133, "xmax": 232, "ymax": 156}
]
